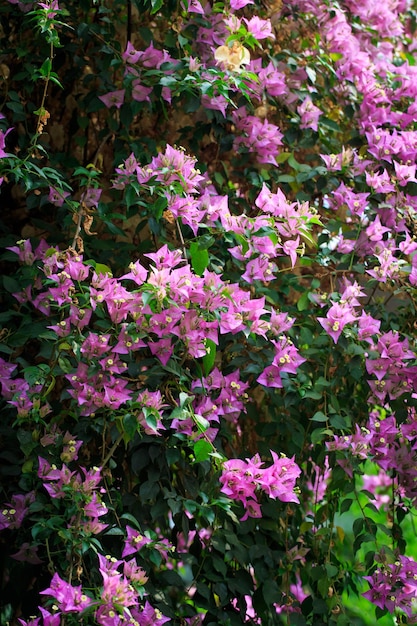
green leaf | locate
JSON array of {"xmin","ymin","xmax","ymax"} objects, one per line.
[
  {"xmin": 190, "ymin": 241, "xmax": 209, "ymax": 276},
  {"xmin": 144, "ymin": 409, "xmax": 158, "ymax": 431},
  {"xmin": 299, "ymin": 228, "xmax": 317, "ymax": 247},
  {"xmin": 120, "ymin": 513, "xmax": 141, "ymax": 529},
  {"xmin": 95, "ymin": 263, "xmax": 113, "ymax": 276},
  {"xmin": 340, "ymin": 498, "xmax": 352, "ymax": 514},
  {"xmin": 325, "ymin": 564, "xmax": 338, "ymax": 577},
  {"xmin": 353, "ymin": 518, "xmax": 363, "ymax": 536},
  {"xmin": 49, "ymin": 73, "xmax": 64, "ymax": 89},
  {"xmin": 275, "ymin": 151, "xmax": 291, "ymax": 164},
  {"xmin": 23, "ymin": 364, "xmax": 50, "ymax": 386},
  {"xmin": 297, "ymin": 291, "xmax": 310, "ymax": 312},
  {"xmin": 194, "ymin": 414, "xmax": 210, "ymax": 432},
  {"xmin": 202, "ymin": 338, "xmax": 216, "ymax": 375},
  {"xmin": 277, "ymin": 174, "xmax": 295, "ymax": 183},
  {"xmin": 3, "ymin": 276, "xmax": 21, "ymax": 293},
  {"xmin": 169, "ymin": 406, "xmax": 189, "ymax": 421},
  {"xmin": 104, "ymin": 526, "xmax": 125, "ymax": 535},
  {"xmin": 212, "ymin": 554, "xmax": 227, "ymax": 576},
  {"xmin": 306, "ymin": 67, "xmax": 317, "ymax": 83},
  {"xmin": 58, "ymin": 356, "xmax": 73, "ymax": 374},
  {"xmin": 330, "ymin": 414, "xmax": 349, "ymax": 429},
  {"xmin": 150, "ymin": 0, "xmax": 163, "ymax": 13},
  {"xmin": 179, "ymin": 392, "xmax": 194, "ymax": 407},
  {"xmin": 153, "ymin": 194, "xmax": 168, "ymax": 219},
  {"xmin": 262, "ymin": 579, "xmax": 281, "ymax": 604},
  {"xmin": 193, "ymin": 439, "xmax": 212, "ymax": 462},
  {"xmin": 39, "ymin": 58, "xmax": 52, "ymax": 78},
  {"xmin": 320, "ymin": 117, "xmax": 341, "ymax": 132},
  {"xmin": 123, "ymin": 413, "xmax": 139, "ymax": 440},
  {"xmin": 311, "ymin": 428, "xmax": 333, "ymax": 444},
  {"xmin": 311, "ymin": 411, "xmax": 328, "ymax": 422}
]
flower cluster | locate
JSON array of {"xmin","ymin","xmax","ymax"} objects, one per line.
[
  {"xmin": 4, "ymin": 0, "xmax": 417, "ymax": 622},
  {"xmin": 220, "ymin": 452, "xmax": 301, "ymax": 520},
  {"xmin": 363, "ymin": 555, "xmax": 417, "ymax": 619},
  {"xmin": 7, "ymin": 225, "xmax": 306, "ymax": 433},
  {"xmin": 20, "ymin": 555, "xmax": 169, "ymax": 626},
  {"xmin": 328, "ymin": 406, "xmax": 417, "ymax": 505}
]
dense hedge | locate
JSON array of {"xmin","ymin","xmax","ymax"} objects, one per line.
[{"xmin": 2, "ymin": 1, "xmax": 417, "ymax": 625}]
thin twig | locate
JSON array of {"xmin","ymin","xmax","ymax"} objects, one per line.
[{"xmin": 101, "ymin": 433, "xmax": 124, "ymax": 469}]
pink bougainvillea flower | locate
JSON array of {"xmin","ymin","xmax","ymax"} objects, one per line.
[
  {"xmin": 0, "ymin": 492, "xmax": 34, "ymax": 530},
  {"xmin": 81, "ymin": 187, "xmax": 102, "ymax": 208},
  {"xmin": 272, "ymin": 336, "xmax": 306, "ymax": 375},
  {"xmin": 132, "ymin": 80, "xmax": 153, "ymax": 102},
  {"xmin": 0, "ymin": 127, "xmax": 13, "ymax": 158},
  {"xmin": 230, "ymin": 0, "xmax": 253, "ymax": 9},
  {"xmin": 148, "ymin": 337, "xmax": 173, "ymax": 365},
  {"xmin": 39, "ymin": 607, "xmax": 61, "ymax": 626},
  {"xmin": 11, "ymin": 543, "xmax": 43, "ymax": 564},
  {"xmin": 259, "ymin": 452, "xmax": 301, "ymax": 503},
  {"xmin": 99, "ymin": 89, "xmax": 125, "ymax": 109},
  {"xmin": 146, "ymin": 145, "xmax": 205, "ymax": 193},
  {"xmin": 181, "ymin": 0, "xmax": 205, "ymax": 14},
  {"xmin": 123, "ymin": 41, "xmax": 141, "ymax": 64},
  {"xmin": 122, "ymin": 525, "xmax": 153, "ymax": 558},
  {"xmin": 40, "ymin": 572, "xmax": 93, "ymax": 613},
  {"xmin": 38, "ymin": 0, "xmax": 59, "ymax": 19},
  {"xmin": 144, "ymin": 243, "xmax": 183, "ymax": 270},
  {"xmin": 298, "ymin": 96, "xmax": 322, "ymax": 131},
  {"xmin": 393, "ymin": 160, "xmax": 417, "ymax": 186},
  {"xmin": 201, "ymin": 93, "xmax": 229, "ymax": 117},
  {"xmin": 48, "ymin": 186, "xmax": 70, "ymax": 207},
  {"xmin": 132, "ymin": 600, "xmax": 171, "ymax": 625},
  {"xmin": 243, "ymin": 16, "xmax": 275, "ymax": 40},
  {"xmin": 317, "ymin": 302, "xmax": 356, "ymax": 343}
]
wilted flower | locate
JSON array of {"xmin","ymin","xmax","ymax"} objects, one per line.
[{"xmin": 214, "ymin": 42, "xmax": 250, "ymax": 72}]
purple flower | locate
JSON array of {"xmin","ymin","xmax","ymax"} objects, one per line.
[
  {"xmin": 394, "ymin": 160, "xmax": 417, "ymax": 186},
  {"xmin": 146, "ymin": 145, "xmax": 205, "ymax": 194},
  {"xmin": 123, "ymin": 559, "xmax": 148, "ymax": 585},
  {"xmin": 0, "ymin": 127, "xmax": 13, "ymax": 158},
  {"xmin": 83, "ymin": 492, "xmax": 108, "ymax": 518},
  {"xmin": 317, "ymin": 302, "xmax": 356, "ymax": 343},
  {"xmin": 259, "ymin": 452, "xmax": 301, "ymax": 503},
  {"xmin": 233, "ymin": 110, "xmax": 283, "ymax": 166},
  {"xmin": 39, "ymin": 607, "xmax": 61, "ymax": 626},
  {"xmin": 11, "ymin": 543, "xmax": 43, "ymax": 564},
  {"xmin": 201, "ymin": 94, "xmax": 229, "ymax": 117},
  {"xmin": 148, "ymin": 337, "xmax": 173, "ymax": 366},
  {"xmin": 132, "ymin": 80, "xmax": 153, "ymax": 102},
  {"xmin": 258, "ymin": 62, "xmax": 286, "ymax": 98},
  {"xmin": 0, "ymin": 492, "xmax": 34, "ymax": 530},
  {"xmin": 363, "ymin": 556, "xmax": 417, "ymax": 617},
  {"xmin": 81, "ymin": 187, "xmax": 102, "ymax": 208},
  {"xmin": 40, "ymin": 572, "xmax": 93, "ymax": 613},
  {"xmin": 144, "ymin": 244, "xmax": 183, "ymax": 270},
  {"xmin": 38, "ymin": 0, "xmax": 59, "ymax": 19},
  {"xmin": 99, "ymin": 90, "xmax": 125, "ymax": 109},
  {"xmin": 122, "ymin": 525, "xmax": 152, "ymax": 558},
  {"xmin": 123, "ymin": 41, "xmax": 141, "ymax": 64},
  {"xmin": 230, "ymin": 0, "xmax": 253, "ymax": 6},
  {"xmin": 243, "ymin": 16, "xmax": 274, "ymax": 40},
  {"xmin": 298, "ymin": 97, "xmax": 322, "ymax": 132},
  {"xmin": 132, "ymin": 600, "xmax": 171, "ymax": 625},
  {"xmin": 181, "ymin": 0, "xmax": 205, "ymax": 14},
  {"xmin": 6, "ymin": 239, "xmax": 35, "ymax": 265},
  {"xmin": 271, "ymin": 337, "xmax": 306, "ymax": 375}
]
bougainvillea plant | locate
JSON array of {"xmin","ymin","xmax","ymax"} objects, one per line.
[{"xmin": 2, "ymin": 0, "xmax": 417, "ymax": 624}]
